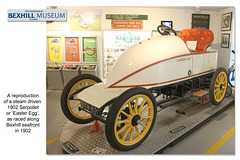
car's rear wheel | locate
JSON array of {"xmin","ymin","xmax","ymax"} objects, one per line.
[
  {"xmin": 61, "ymin": 74, "xmax": 102, "ymax": 124},
  {"xmin": 105, "ymin": 87, "xmax": 157, "ymax": 151},
  {"xmin": 209, "ymin": 67, "xmax": 228, "ymax": 105}
]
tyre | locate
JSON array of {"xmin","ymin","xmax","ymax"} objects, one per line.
[
  {"xmin": 105, "ymin": 87, "xmax": 157, "ymax": 151},
  {"xmin": 61, "ymin": 74, "xmax": 102, "ymax": 124},
  {"xmin": 209, "ymin": 67, "xmax": 228, "ymax": 105},
  {"xmin": 228, "ymin": 71, "xmax": 235, "ymax": 88}
]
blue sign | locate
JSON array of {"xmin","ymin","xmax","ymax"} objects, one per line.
[{"xmin": 7, "ymin": 9, "xmax": 67, "ymax": 22}]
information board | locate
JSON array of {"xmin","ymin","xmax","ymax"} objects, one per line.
[
  {"xmin": 48, "ymin": 37, "xmax": 63, "ymax": 62},
  {"xmin": 83, "ymin": 37, "xmax": 97, "ymax": 62},
  {"xmin": 65, "ymin": 37, "xmax": 80, "ymax": 62}
]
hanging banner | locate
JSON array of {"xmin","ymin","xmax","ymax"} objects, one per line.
[
  {"xmin": 111, "ymin": 20, "xmax": 143, "ymax": 29},
  {"xmin": 48, "ymin": 37, "xmax": 63, "ymax": 62},
  {"xmin": 83, "ymin": 37, "xmax": 97, "ymax": 62},
  {"xmin": 65, "ymin": 37, "xmax": 80, "ymax": 62}
]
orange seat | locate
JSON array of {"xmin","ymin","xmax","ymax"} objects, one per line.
[{"xmin": 177, "ymin": 29, "xmax": 214, "ymax": 52}]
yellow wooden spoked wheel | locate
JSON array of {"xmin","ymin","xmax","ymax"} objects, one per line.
[
  {"xmin": 61, "ymin": 74, "xmax": 102, "ymax": 124},
  {"xmin": 67, "ymin": 79, "xmax": 97, "ymax": 120},
  {"xmin": 105, "ymin": 88, "xmax": 157, "ymax": 151},
  {"xmin": 115, "ymin": 94, "xmax": 154, "ymax": 145},
  {"xmin": 214, "ymin": 72, "xmax": 227, "ymax": 102},
  {"xmin": 210, "ymin": 68, "xmax": 228, "ymax": 105}
]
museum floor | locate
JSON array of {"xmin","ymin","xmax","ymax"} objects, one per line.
[{"xmin": 46, "ymin": 90, "xmax": 235, "ymax": 155}]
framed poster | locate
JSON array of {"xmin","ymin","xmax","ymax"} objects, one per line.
[
  {"xmin": 47, "ymin": 37, "xmax": 63, "ymax": 62},
  {"xmin": 221, "ymin": 33, "xmax": 230, "ymax": 48},
  {"xmin": 65, "ymin": 37, "xmax": 80, "ymax": 62},
  {"xmin": 221, "ymin": 12, "xmax": 232, "ymax": 31},
  {"xmin": 103, "ymin": 30, "xmax": 151, "ymax": 77},
  {"xmin": 69, "ymin": 9, "xmax": 101, "ymax": 31},
  {"xmin": 192, "ymin": 14, "xmax": 210, "ymax": 29},
  {"xmin": 82, "ymin": 37, "xmax": 97, "ymax": 62}
]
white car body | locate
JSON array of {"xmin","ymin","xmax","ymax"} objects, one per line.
[{"xmin": 77, "ymin": 36, "xmax": 217, "ymax": 108}]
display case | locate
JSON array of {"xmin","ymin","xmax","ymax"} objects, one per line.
[
  {"xmin": 80, "ymin": 64, "xmax": 98, "ymax": 77},
  {"xmin": 62, "ymin": 64, "xmax": 81, "ymax": 86},
  {"xmin": 46, "ymin": 64, "xmax": 64, "ymax": 90}
]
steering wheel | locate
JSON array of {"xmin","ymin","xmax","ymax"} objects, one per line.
[{"xmin": 157, "ymin": 25, "xmax": 177, "ymax": 36}]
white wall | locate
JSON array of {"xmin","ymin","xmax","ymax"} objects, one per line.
[
  {"xmin": 46, "ymin": 6, "xmax": 235, "ymax": 79},
  {"xmin": 211, "ymin": 7, "xmax": 235, "ymax": 69}
]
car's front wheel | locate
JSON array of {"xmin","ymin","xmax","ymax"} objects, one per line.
[
  {"xmin": 61, "ymin": 74, "xmax": 102, "ymax": 124},
  {"xmin": 105, "ymin": 87, "xmax": 157, "ymax": 151}
]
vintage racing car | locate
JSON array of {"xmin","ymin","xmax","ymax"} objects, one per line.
[{"xmin": 61, "ymin": 25, "xmax": 228, "ymax": 151}]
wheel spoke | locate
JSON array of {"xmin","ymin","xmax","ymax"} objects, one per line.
[
  {"xmin": 140, "ymin": 106, "xmax": 150, "ymax": 116},
  {"xmin": 122, "ymin": 126, "xmax": 132, "ymax": 141},
  {"xmin": 121, "ymin": 110, "xmax": 131, "ymax": 118},
  {"xmin": 214, "ymin": 88, "xmax": 220, "ymax": 93},
  {"xmin": 129, "ymin": 127, "xmax": 135, "ymax": 141},
  {"xmin": 117, "ymin": 123, "xmax": 131, "ymax": 135},
  {"xmin": 140, "ymin": 123, "xmax": 147, "ymax": 131},
  {"xmin": 215, "ymin": 83, "xmax": 220, "ymax": 88},
  {"xmin": 135, "ymin": 126, "xmax": 140, "ymax": 137},
  {"xmin": 134, "ymin": 98, "xmax": 139, "ymax": 114},
  {"xmin": 71, "ymin": 101, "xmax": 80, "ymax": 109},
  {"xmin": 85, "ymin": 81, "xmax": 88, "ymax": 86},
  {"xmin": 78, "ymin": 83, "xmax": 82, "ymax": 89},
  {"xmin": 138, "ymin": 99, "xmax": 146, "ymax": 113},
  {"xmin": 141, "ymin": 116, "xmax": 150, "ymax": 120},
  {"xmin": 128, "ymin": 102, "xmax": 133, "ymax": 116},
  {"xmin": 116, "ymin": 119, "xmax": 130, "ymax": 124}
]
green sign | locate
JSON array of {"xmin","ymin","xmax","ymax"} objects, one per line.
[
  {"xmin": 83, "ymin": 37, "xmax": 97, "ymax": 62},
  {"xmin": 106, "ymin": 14, "xmax": 148, "ymax": 20},
  {"xmin": 116, "ymin": 32, "xmax": 140, "ymax": 43}
]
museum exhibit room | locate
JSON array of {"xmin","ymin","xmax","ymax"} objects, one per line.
[{"xmin": 46, "ymin": 6, "xmax": 235, "ymax": 154}]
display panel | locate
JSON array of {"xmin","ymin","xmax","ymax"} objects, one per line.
[
  {"xmin": 69, "ymin": 9, "xmax": 101, "ymax": 31},
  {"xmin": 82, "ymin": 37, "xmax": 97, "ymax": 62},
  {"xmin": 103, "ymin": 30, "xmax": 151, "ymax": 77},
  {"xmin": 65, "ymin": 37, "xmax": 80, "ymax": 62},
  {"xmin": 161, "ymin": 21, "xmax": 173, "ymax": 30},
  {"xmin": 48, "ymin": 37, "xmax": 63, "ymax": 62}
]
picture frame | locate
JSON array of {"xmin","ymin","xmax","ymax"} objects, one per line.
[
  {"xmin": 192, "ymin": 14, "xmax": 210, "ymax": 29},
  {"xmin": 221, "ymin": 33, "xmax": 230, "ymax": 48},
  {"xmin": 221, "ymin": 12, "xmax": 232, "ymax": 31}
]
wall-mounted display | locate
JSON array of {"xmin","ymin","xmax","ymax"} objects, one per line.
[
  {"xmin": 221, "ymin": 12, "xmax": 232, "ymax": 31},
  {"xmin": 65, "ymin": 37, "xmax": 80, "ymax": 62},
  {"xmin": 48, "ymin": 37, "xmax": 63, "ymax": 62},
  {"xmin": 83, "ymin": 37, "xmax": 97, "ymax": 62},
  {"xmin": 69, "ymin": 9, "xmax": 101, "ymax": 31},
  {"xmin": 106, "ymin": 14, "xmax": 148, "ymax": 20},
  {"xmin": 221, "ymin": 33, "xmax": 230, "ymax": 48},
  {"xmin": 111, "ymin": 20, "xmax": 143, "ymax": 29},
  {"xmin": 192, "ymin": 14, "xmax": 210, "ymax": 29},
  {"xmin": 103, "ymin": 30, "xmax": 151, "ymax": 77}
]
